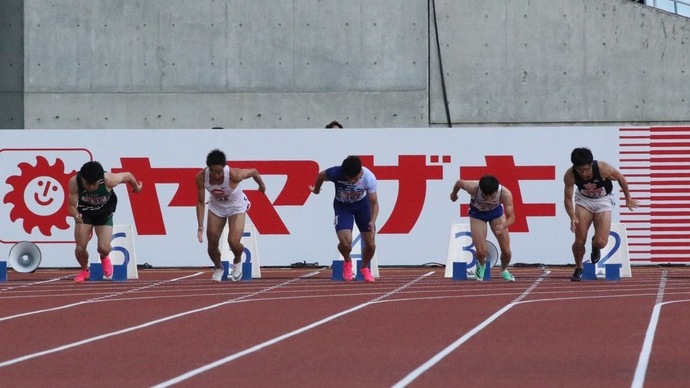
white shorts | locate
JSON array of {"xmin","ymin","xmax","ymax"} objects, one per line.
[
  {"xmin": 574, "ymin": 192, "xmax": 615, "ymax": 214},
  {"xmin": 208, "ymin": 196, "xmax": 250, "ymax": 218}
]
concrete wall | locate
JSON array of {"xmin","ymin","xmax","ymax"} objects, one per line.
[
  {"xmin": 22, "ymin": 0, "xmax": 428, "ymax": 129},
  {"xmin": 10, "ymin": 0, "xmax": 690, "ymax": 129},
  {"xmin": 430, "ymin": 0, "xmax": 690, "ymax": 126},
  {"xmin": 0, "ymin": 0, "xmax": 24, "ymax": 129}
]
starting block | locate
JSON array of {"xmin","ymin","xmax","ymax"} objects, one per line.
[
  {"xmin": 0, "ymin": 261, "xmax": 6, "ymax": 282},
  {"xmin": 331, "ymin": 260, "xmax": 375, "ymax": 281},
  {"xmin": 452, "ymin": 262, "xmax": 467, "ymax": 280},
  {"xmin": 355, "ymin": 260, "xmax": 372, "ymax": 281},
  {"xmin": 605, "ymin": 263, "xmax": 622, "ymax": 281},
  {"xmin": 220, "ymin": 224, "xmax": 262, "ymax": 278},
  {"xmin": 336, "ymin": 224, "xmax": 379, "ymax": 280},
  {"xmin": 331, "ymin": 260, "xmax": 345, "ymax": 281},
  {"xmin": 89, "ymin": 262, "xmax": 128, "ymax": 281},
  {"xmin": 221, "ymin": 260, "xmax": 252, "ymax": 281},
  {"xmin": 444, "ymin": 223, "xmax": 499, "ymax": 279},
  {"xmin": 451, "ymin": 261, "xmax": 492, "ymax": 281},
  {"xmin": 582, "ymin": 263, "xmax": 597, "ymax": 280},
  {"xmin": 582, "ymin": 262, "xmax": 623, "ymax": 281}
]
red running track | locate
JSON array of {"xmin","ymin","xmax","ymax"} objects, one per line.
[{"xmin": 0, "ymin": 266, "xmax": 688, "ymax": 387}]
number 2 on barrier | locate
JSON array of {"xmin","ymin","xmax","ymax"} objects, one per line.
[{"xmin": 597, "ymin": 230, "xmax": 621, "ymax": 268}]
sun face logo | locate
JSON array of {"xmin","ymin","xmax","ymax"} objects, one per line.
[{"xmin": 3, "ymin": 156, "xmax": 75, "ymax": 236}]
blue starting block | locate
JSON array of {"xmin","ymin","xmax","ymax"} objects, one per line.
[
  {"xmin": 0, "ymin": 261, "xmax": 7, "ymax": 282},
  {"xmin": 242, "ymin": 261, "xmax": 252, "ymax": 281},
  {"xmin": 221, "ymin": 261, "xmax": 252, "ymax": 281},
  {"xmin": 331, "ymin": 260, "xmax": 345, "ymax": 281},
  {"xmin": 452, "ymin": 262, "xmax": 467, "ymax": 281},
  {"xmin": 90, "ymin": 262, "xmax": 128, "ymax": 281},
  {"xmin": 605, "ymin": 263, "xmax": 622, "ymax": 281},
  {"xmin": 582, "ymin": 263, "xmax": 597, "ymax": 280},
  {"xmin": 355, "ymin": 259, "xmax": 371, "ymax": 281}
]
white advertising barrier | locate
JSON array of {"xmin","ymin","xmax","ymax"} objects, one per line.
[
  {"xmin": 220, "ymin": 224, "xmax": 261, "ymax": 278},
  {"xmin": 336, "ymin": 224, "xmax": 380, "ymax": 278},
  {"xmin": 444, "ymin": 223, "xmax": 499, "ymax": 278},
  {"xmin": 107, "ymin": 225, "xmax": 139, "ymax": 279},
  {"xmin": 593, "ymin": 223, "xmax": 632, "ymax": 278},
  {"xmin": 0, "ymin": 127, "xmax": 657, "ymax": 267}
]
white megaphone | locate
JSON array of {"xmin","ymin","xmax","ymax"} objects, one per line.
[
  {"xmin": 486, "ymin": 240, "xmax": 499, "ymax": 268},
  {"xmin": 8, "ymin": 241, "xmax": 42, "ymax": 273}
]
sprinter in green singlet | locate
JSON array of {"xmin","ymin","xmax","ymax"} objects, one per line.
[{"xmin": 68, "ymin": 161, "xmax": 142, "ymax": 282}]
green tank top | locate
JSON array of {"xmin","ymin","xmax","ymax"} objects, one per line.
[{"xmin": 76, "ymin": 172, "xmax": 117, "ymax": 214}]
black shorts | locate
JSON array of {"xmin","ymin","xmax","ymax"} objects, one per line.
[{"xmin": 81, "ymin": 212, "xmax": 114, "ymax": 226}]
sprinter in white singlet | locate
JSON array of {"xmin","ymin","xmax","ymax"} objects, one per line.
[{"xmin": 195, "ymin": 149, "xmax": 266, "ymax": 282}]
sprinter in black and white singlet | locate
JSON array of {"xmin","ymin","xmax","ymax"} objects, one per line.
[
  {"xmin": 563, "ymin": 147, "xmax": 638, "ymax": 281},
  {"xmin": 195, "ymin": 149, "xmax": 266, "ymax": 282},
  {"xmin": 450, "ymin": 175, "xmax": 516, "ymax": 282}
]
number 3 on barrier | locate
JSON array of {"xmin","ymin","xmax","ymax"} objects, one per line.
[{"xmin": 444, "ymin": 223, "xmax": 498, "ymax": 278}]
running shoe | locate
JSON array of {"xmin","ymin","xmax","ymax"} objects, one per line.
[
  {"xmin": 590, "ymin": 237, "xmax": 601, "ymax": 264},
  {"xmin": 230, "ymin": 263, "xmax": 243, "ymax": 282},
  {"xmin": 501, "ymin": 270, "xmax": 515, "ymax": 282},
  {"xmin": 475, "ymin": 262, "xmax": 486, "ymax": 281},
  {"xmin": 74, "ymin": 269, "xmax": 90, "ymax": 283},
  {"xmin": 211, "ymin": 268, "xmax": 224, "ymax": 282},
  {"xmin": 101, "ymin": 256, "xmax": 113, "ymax": 279},
  {"xmin": 361, "ymin": 268, "xmax": 375, "ymax": 282},
  {"xmin": 343, "ymin": 261, "xmax": 354, "ymax": 281},
  {"xmin": 571, "ymin": 267, "xmax": 583, "ymax": 282}
]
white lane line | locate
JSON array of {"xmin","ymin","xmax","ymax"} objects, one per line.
[
  {"xmin": 0, "ymin": 276, "xmax": 70, "ymax": 291},
  {"xmin": 0, "ymin": 273, "xmax": 205, "ymax": 322},
  {"xmin": 150, "ymin": 271, "xmax": 436, "ymax": 388},
  {"xmin": 0, "ymin": 272, "xmax": 310, "ymax": 368},
  {"xmin": 631, "ymin": 269, "xmax": 668, "ymax": 388},
  {"xmin": 391, "ymin": 274, "xmax": 546, "ymax": 388}
]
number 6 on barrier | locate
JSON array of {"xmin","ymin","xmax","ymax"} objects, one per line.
[{"xmin": 111, "ymin": 225, "xmax": 139, "ymax": 279}]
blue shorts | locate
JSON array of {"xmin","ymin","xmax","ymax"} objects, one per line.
[
  {"xmin": 333, "ymin": 198, "xmax": 371, "ymax": 232},
  {"xmin": 468, "ymin": 205, "xmax": 504, "ymax": 222}
]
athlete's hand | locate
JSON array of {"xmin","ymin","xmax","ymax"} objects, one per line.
[
  {"xmin": 626, "ymin": 198, "xmax": 638, "ymax": 211},
  {"xmin": 450, "ymin": 192, "xmax": 458, "ymax": 202},
  {"xmin": 570, "ymin": 218, "xmax": 579, "ymax": 233},
  {"xmin": 197, "ymin": 228, "xmax": 203, "ymax": 243},
  {"xmin": 73, "ymin": 213, "xmax": 83, "ymax": 224},
  {"xmin": 309, "ymin": 185, "xmax": 320, "ymax": 194}
]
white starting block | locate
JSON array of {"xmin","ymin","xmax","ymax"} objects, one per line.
[
  {"xmin": 334, "ymin": 224, "xmax": 379, "ymax": 280},
  {"xmin": 444, "ymin": 223, "xmax": 499, "ymax": 279},
  {"xmin": 221, "ymin": 223, "xmax": 261, "ymax": 278},
  {"xmin": 90, "ymin": 225, "xmax": 139, "ymax": 281},
  {"xmin": 592, "ymin": 223, "xmax": 631, "ymax": 279}
]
